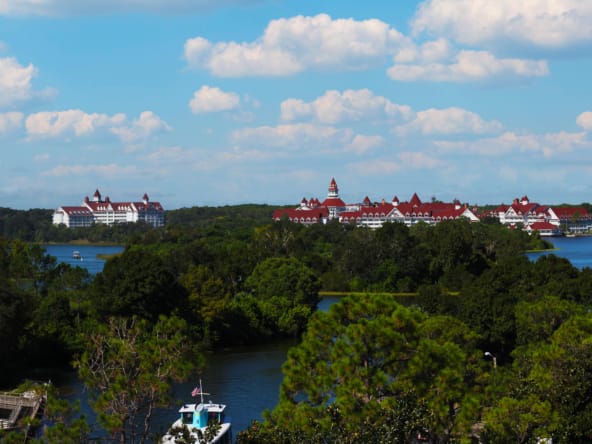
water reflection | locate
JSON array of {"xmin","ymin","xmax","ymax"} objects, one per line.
[{"xmin": 43, "ymin": 244, "xmax": 124, "ymax": 274}]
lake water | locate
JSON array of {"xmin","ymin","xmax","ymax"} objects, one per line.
[
  {"xmin": 526, "ymin": 236, "xmax": 592, "ymax": 269},
  {"xmin": 42, "ymin": 245, "xmax": 339, "ymax": 441},
  {"xmin": 43, "ymin": 239, "xmax": 592, "ymax": 441},
  {"xmin": 51, "ymin": 341, "xmax": 295, "ymax": 442},
  {"xmin": 43, "ymin": 244, "xmax": 125, "ymax": 274}
]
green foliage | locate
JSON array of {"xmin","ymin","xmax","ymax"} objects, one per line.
[
  {"xmin": 263, "ymin": 294, "xmax": 485, "ymax": 442},
  {"xmin": 530, "ymin": 315, "xmax": 592, "ymax": 441},
  {"xmin": 90, "ymin": 249, "xmax": 187, "ymax": 322},
  {"xmin": 515, "ymin": 295, "xmax": 583, "ymax": 346},
  {"xmin": 481, "ymin": 395, "xmax": 557, "ymax": 443},
  {"xmin": 238, "ymin": 401, "xmax": 430, "ymax": 444},
  {"xmin": 75, "ymin": 315, "xmax": 200, "ymax": 444},
  {"xmin": 241, "ymin": 257, "xmax": 320, "ymax": 337},
  {"xmin": 0, "ymin": 279, "xmax": 34, "ymax": 376},
  {"xmin": 245, "ymin": 257, "xmax": 320, "ymax": 308},
  {"xmin": 32, "ymin": 384, "xmax": 91, "ymax": 444}
]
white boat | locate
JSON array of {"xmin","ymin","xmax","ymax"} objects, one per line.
[
  {"xmin": 161, "ymin": 383, "xmax": 231, "ymax": 444},
  {"xmin": 72, "ymin": 250, "xmax": 81, "ymax": 260}
]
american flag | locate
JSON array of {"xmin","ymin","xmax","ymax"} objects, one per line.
[{"xmin": 191, "ymin": 386, "xmax": 201, "ymax": 397}]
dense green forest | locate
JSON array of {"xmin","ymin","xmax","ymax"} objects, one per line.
[{"xmin": 3, "ymin": 205, "xmax": 592, "ymax": 442}]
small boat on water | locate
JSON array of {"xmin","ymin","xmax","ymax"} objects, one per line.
[
  {"xmin": 72, "ymin": 250, "xmax": 81, "ymax": 260},
  {"xmin": 161, "ymin": 382, "xmax": 231, "ymax": 444}
]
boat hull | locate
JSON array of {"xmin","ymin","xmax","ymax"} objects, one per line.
[{"xmin": 161, "ymin": 421, "xmax": 231, "ymax": 444}]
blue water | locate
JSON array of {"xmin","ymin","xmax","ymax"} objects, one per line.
[
  {"xmin": 53, "ymin": 341, "xmax": 294, "ymax": 442},
  {"xmin": 43, "ymin": 244, "xmax": 125, "ymax": 274},
  {"xmin": 45, "ymin": 238, "xmax": 592, "ymax": 441},
  {"xmin": 526, "ymin": 236, "xmax": 592, "ymax": 269}
]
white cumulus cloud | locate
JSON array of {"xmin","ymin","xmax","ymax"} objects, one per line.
[
  {"xmin": 280, "ymin": 89, "xmax": 412, "ymax": 124},
  {"xmin": 395, "ymin": 107, "xmax": 503, "ymax": 136},
  {"xmin": 0, "ymin": 57, "xmax": 54, "ymax": 108},
  {"xmin": 184, "ymin": 14, "xmax": 406, "ymax": 77},
  {"xmin": 26, "ymin": 110, "xmax": 125, "ymax": 138},
  {"xmin": 0, "ymin": 111, "xmax": 23, "ymax": 133},
  {"xmin": 388, "ymin": 49, "xmax": 548, "ymax": 82},
  {"xmin": 232, "ymin": 122, "xmax": 382, "ymax": 156},
  {"xmin": 232, "ymin": 123, "xmax": 352, "ymax": 150},
  {"xmin": 111, "ymin": 111, "xmax": 171, "ymax": 142},
  {"xmin": 189, "ymin": 86, "xmax": 240, "ymax": 113},
  {"xmin": 411, "ymin": 0, "xmax": 592, "ymax": 53},
  {"xmin": 25, "ymin": 109, "xmax": 170, "ymax": 142},
  {"xmin": 393, "ymin": 38, "xmax": 453, "ymax": 64},
  {"xmin": 433, "ymin": 130, "xmax": 589, "ymax": 157},
  {"xmin": 576, "ymin": 112, "xmax": 592, "ymax": 131},
  {"xmin": 347, "ymin": 135, "xmax": 384, "ymax": 154}
]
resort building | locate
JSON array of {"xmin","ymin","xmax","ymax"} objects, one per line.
[
  {"xmin": 489, "ymin": 195, "xmax": 592, "ymax": 235},
  {"xmin": 52, "ymin": 189, "xmax": 165, "ymax": 228},
  {"xmin": 272, "ymin": 178, "xmax": 480, "ymax": 228}
]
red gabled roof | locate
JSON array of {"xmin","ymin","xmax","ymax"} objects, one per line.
[
  {"xmin": 529, "ymin": 221, "xmax": 558, "ymax": 230},
  {"xmin": 510, "ymin": 202, "xmax": 539, "ymax": 214},
  {"xmin": 134, "ymin": 201, "xmax": 164, "ymax": 211},
  {"xmin": 358, "ymin": 202, "xmax": 395, "ymax": 216},
  {"xmin": 272, "ymin": 207, "xmax": 328, "ymax": 221},
  {"xmin": 328, "ymin": 177, "xmax": 338, "ymax": 192},
  {"xmin": 85, "ymin": 200, "xmax": 163, "ymax": 212},
  {"xmin": 321, "ymin": 197, "xmax": 346, "ymax": 207},
  {"xmin": 61, "ymin": 206, "xmax": 93, "ymax": 216},
  {"xmin": 409, "ymin": 193, "xmax": 422, "ymax": 207},
  {"xmin": 551, "ymin": 206, "xmax": 589, "ymax": 218}
]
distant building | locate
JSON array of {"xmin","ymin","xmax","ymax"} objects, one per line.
[
  {"xmin": 52, "ymin": 189, "xmax": 164, "ymax": 228},
  {"xmin": 488, "ymin": 195, "xmax": 592, "ymax": 235},
  {"xmin": 272, "ymin": 178, "xmax": 479, "ymax": 228}
]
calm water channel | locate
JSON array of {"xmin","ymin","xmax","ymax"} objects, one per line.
[
  {"xmin": 43, "ymin": 244, "xmax": 125, "ymax": 274},
  {"xmin": 41, "ymin": 238, "xmax": 592, "ymax": 441},
  {"xmin": 526, "ymin": 235, "xmax": 592, "ymax": 269},
  {"xmin": 42, "ymin": 244, "xmax": 341, "ymax": 441}
]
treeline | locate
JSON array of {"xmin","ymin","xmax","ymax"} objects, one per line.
[{"xmin": 2, "ymin": 218, "xmax": 554, "ymax": 368}]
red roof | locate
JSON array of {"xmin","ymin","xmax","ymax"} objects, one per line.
[
  {"xmin": 551, "ymin": 206, "xmax": 589, "ymax": 218},
  {"xmin": 84, "ymin": 200, "xmax": 163, "ymax": 212},
  {"xmin": 328, "ymin": 177, "xmax": 338, "ymax": 193},
  {"xmin": 321, "ymin": 197, "xmax": 346, "ymax": 207},
  {"xmin": 60, "ymin": 206, "xmax": 93, "ymax": 216},
  {"xmin": 409, "ymin": 193, "xmax": 422, "ymax": 207},
  {"xmin": 529, "ymin": 222, "xmax": 558, "ymax": 230},
  {"xmin": 272, "ymin": 207, "xmax": 328, "ymax": 221}
]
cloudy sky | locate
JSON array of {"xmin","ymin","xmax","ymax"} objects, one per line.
[{"xmin": 1, "ymin": 0, "xmax": 592, "ymax": 209}]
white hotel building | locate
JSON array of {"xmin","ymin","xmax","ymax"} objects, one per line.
[{"xmin": 52, "ymin": 189, "xmax": 165, "ymax": 228}]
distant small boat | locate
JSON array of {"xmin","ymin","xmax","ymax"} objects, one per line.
[{"xmin": 72, "ymin": 251, "xmax": 81, "ymax": 260}]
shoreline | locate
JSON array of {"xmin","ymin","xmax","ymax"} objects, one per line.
[{"xmin": 41, "ymin": 240, "xmax": 124, "ymax": 247}]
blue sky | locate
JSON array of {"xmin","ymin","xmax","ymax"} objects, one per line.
[{"xmin": 1, "ymin": 0, "xmax": 592, "ymax": 210}]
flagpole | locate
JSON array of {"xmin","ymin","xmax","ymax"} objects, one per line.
[{"xmin": 199, "ymin": 378, "xmax": 204, "ymax": 404}]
